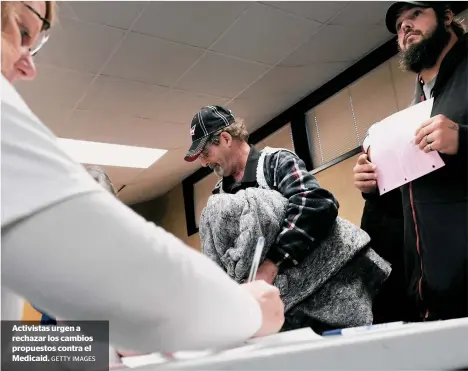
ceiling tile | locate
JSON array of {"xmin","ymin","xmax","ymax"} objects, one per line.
[
  {"xmin": 67, "ymin": 110, "xmax": 188, "ymax": 150},
  {"xmin": 260, "ymin": 1, "xmax": 349, "ymax": 23},
  {"xmin": 240, "ymin": 62, "xmax": 350, "ymax": 100},
  {"xmin": 210, "ymin": 3, "xmax": 320, "ymax": 64},
  {"xmin": 141, "ymin": 89, "xmax": 230, "ymax": 124},
  {"xmin": 227, "ymin": 93, "xmax": 297, "ymax": 133},
  {"xmin": 78, "ymin": 76, "xmax": 167, "ymax": 118},
  {"xmin": 330, "ymin": 2, "xmax": 393, "ymax": 26},
  {"xmin": 67, "ymin": 1, "xmax": 147, "ymax": 29},
  {"xmin": 35, "ymin": 17, "xmax": 126, "ymax": 74},
  {"xmin": 280, "ymin": 24, "xmax": 392, "ymax": 65},
  {"xmin": 126, "ymin": 147, "xmax": 200, "ymax": 185},
  {"xmin": 14, "ymin": 1, "xmax": 402, "ymax": 203},
  {"xmin": 132, "ymin": 1, "xmax": 250, "ymax": 48},
  {"xmin": 118, "ymin": 147, "xmax": 202, "ymax": 203},
  {"xmin": 118, "ymin": 160, "xmax": 200, "ymax": 204},
  {"xmin": 15, "ymin": 65, "xmax": 94, "ymax": 112},
  {"xmin": 27, "ymin": 106, "xmax": 73, "ymax": 138},
  {"xmin": 56, "ymin": 2, "xmax": 77, "ymax": 18},
  {"xmin": 103, "ymin": 32, "xmax": 204, "ymax": 86},
  {"xmin": 174, "ymin": 52, "xmax": 269, "ymax": 98}
]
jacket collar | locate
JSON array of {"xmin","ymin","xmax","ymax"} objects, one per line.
[
  {"xmin": 413, "ymin": 33, "xmax": 468, "ymax": 103},
  {"xmin": 222, "ymin": 145, "xmax": 260, "ymax": 187}
]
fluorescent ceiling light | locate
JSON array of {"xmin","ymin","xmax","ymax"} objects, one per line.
[{"xmin": 57, "ymin": 138, "xmax": 167, "ymax": 169}]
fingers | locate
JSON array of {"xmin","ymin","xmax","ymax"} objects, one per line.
[
  {"xmin": 354, "ymin": 163, "xmax": 376, "ymax": 174},
  {"xmin": 422, "ymin": 139, "xmax": 440, "ymax": 153},
  {"xmin": 354, "ymin": 171, "xmax": 377, "ymax": 182},
  {"xmin": 415, "ymin": 115, "xmax": 446, "ymax": 144},
  {"xmin": 354, "ymin": 154, "xmax": 377, "ymax": 193},
  {"xmin": 353, "ymin": 154, "xmax": 375, "ymax": 175},
  {"xmin": 418, "ymin": 132, "xmax": 435, "ymax": 150},
  {"xmin": 356, "ymin": 153, "xmax": 370, "ymax": 165},
  {"xmin": 354, "ymin": 170, "xmax": 377, "ymax": 193},
  {"xmin": 248, "ymin": 280, "xmax": 285, "ymax": 337},
  {"xmin": 415, "ymin": 122, "xmax": 434, "ymax": 144},
  {"xmin": 354, "ymin": 180, "xmax": 377, "ymax": 193}
]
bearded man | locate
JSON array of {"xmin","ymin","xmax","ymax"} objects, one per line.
[{"xmin": 353, "ymin": 2, "xmax": 467, "ymax": 322}]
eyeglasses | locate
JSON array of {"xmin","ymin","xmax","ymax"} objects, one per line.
[
  {"xmin": 199, "ymin": 133, "xmax": 221, "ymax": 159},
  {"xmin": 22, "ymin": 2, "xmax": 51, "ymax": 56},
  {"xmin": 199, "ymin": 144, "xmax": 211, "ymax": 159}
]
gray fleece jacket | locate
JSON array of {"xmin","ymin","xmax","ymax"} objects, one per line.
[{"xmin": 199, "ymin": 188, "xmax": 391, "ymax": 332}]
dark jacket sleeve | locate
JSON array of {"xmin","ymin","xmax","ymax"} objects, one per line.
[
  {"xmin": 457, "ymin": 124, "xmax": 468, "ymax": 162},
  {"xmin": 264, "ymin": 151, "xmax": 339, "ymax": 269}
]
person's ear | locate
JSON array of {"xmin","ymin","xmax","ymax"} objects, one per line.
[
  {"xmin": 444, "ymin": 9, "xmax": 453, "ymax": 27},
  {"xmin": 220, "ymin": 132, "xmax": 232, "ymax": 147}
]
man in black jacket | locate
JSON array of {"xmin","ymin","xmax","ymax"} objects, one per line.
[{"xmin": 354, "ymin": 1, "xmax": 467, "ymax": 321}]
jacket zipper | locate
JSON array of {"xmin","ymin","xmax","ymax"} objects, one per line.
[
  {"xmin": 409, "ymin": 183, "xmax": 430, "ymax": 319},
  {"xmin": 414, "ymin": 89, "xmax": 430, "ymax": 319},
  {"xmin": 408, "ymin": 183, "xmax": 424, "ymax": 300}
]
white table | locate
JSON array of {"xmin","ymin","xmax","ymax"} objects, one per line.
[{"xmin": 131, "ymin": 318, "xmax": 468, "ymax": 370}]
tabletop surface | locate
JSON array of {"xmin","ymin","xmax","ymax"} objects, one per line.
[{"xmin": 125, "ymin": 318, "xmax": 468, "ymax": 370}]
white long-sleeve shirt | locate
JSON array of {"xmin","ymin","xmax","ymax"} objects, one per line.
[{"xmin": 0, "ymin": 75, "xmax": 261, "ymax": 353}]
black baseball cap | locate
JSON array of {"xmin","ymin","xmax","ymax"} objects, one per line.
[
  {"xmin": 385, "ymin": 2, "xmax": 449, "ymax": 34},
  {"xmin": 184, "ymin": 106, "xmax": 235, "ymax": 162}
]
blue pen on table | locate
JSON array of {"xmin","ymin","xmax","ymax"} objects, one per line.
[
  {"xmin": 246, "ymin": 237, "xmax": 265, "ymax": 283},
  {"xmin": 322, "ymin": 321, "xmax": 407, "ymax": 337}
]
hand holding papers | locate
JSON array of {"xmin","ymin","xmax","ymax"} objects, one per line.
[{"xmin": 368, "ymin": 98, "xmax": 445, "ymax": 195}]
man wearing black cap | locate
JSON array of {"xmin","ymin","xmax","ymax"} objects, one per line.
[
  {"xmin": 354, "ymin": 1, "xmax": 468, "ymax": 321},
  {"xmin": 185, "ymin": 106, "xmax": 339, "ymax": 285}
]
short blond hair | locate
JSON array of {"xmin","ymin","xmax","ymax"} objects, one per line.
[{"xmin": 1, "ymin": 1, "xmax": 57, "ymax": 30}]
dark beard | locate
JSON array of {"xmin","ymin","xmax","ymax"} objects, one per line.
[{"xmin": 398, "ymin": 16, "xmax": 451, "ymax": 73}]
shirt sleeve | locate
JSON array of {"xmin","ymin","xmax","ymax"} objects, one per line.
[
  {"xmin": 264, "ymin": 151, "xmax": 339, "ymax": 268},
  {"xmin": 1, "ymin": 191, "xmax": 262, "ymax": 353},
  {"xmin": 457, "ymin": 124, "xmax": 467, "ymax": 162}
]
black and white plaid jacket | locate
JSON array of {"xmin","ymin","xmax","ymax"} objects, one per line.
[{"xmin": 213, "ymin": 146, "xmax": 339, "ymax": 269}]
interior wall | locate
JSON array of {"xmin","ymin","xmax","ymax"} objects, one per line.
[
  {"xmin": 133, "ymin": 184, "xmax": 202, "ymax": 250},
  {"xmin": 307, "ymin": 55, "xmax": 416, "ymax": 168},
  {"xmin": 22, "ymin": 301, "xmax": 42, "ymax": 322},
  {"xmin": 314, "ymin": 154, "xmax": 364, "ymax": 226}
]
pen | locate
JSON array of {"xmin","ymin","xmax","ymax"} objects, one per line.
[
  {"xmin": 246, "ymin": 237, "xmax": 265, "ymax": 283},
  {"xmin": 322, "ymin": 321, "xmax": 406, "ymax": 337}
]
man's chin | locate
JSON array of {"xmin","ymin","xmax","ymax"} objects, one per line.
[{"xmin": 213, "ymin": 167, "xmax": 224, "ymax": 177}]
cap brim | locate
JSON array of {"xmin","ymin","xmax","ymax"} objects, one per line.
[
  {"xmin": 184, "ymin": 136, "xmax": 209, "ymax": 162},
  {"xmin": 386, "ymin": 2, "xmax": 407, "ymax": 34},
  {"xmin": 385, "ymin": 2, "xmax": 431, "ymax": 34}
]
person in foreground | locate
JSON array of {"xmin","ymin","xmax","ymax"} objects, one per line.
[
  {"xmin": 354, "ymin": 1, "xmax": 467, "ymax": 321},
  {"xmin": 1, "ymin": 0, "xmax": 284, "ymax": 354}
]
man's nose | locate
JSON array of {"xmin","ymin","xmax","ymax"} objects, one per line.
[
  {"xmin": 16, "ymin": 52, "xmax": 37, "ymax": 81},
  {"xmin": 401, "ymin": 20, "xmax": 413, "ymax": 34}
]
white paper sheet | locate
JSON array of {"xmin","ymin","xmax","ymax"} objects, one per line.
[{"xmin": 368, "ymin": 98, "xmax": 445, "ymax": 195}]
